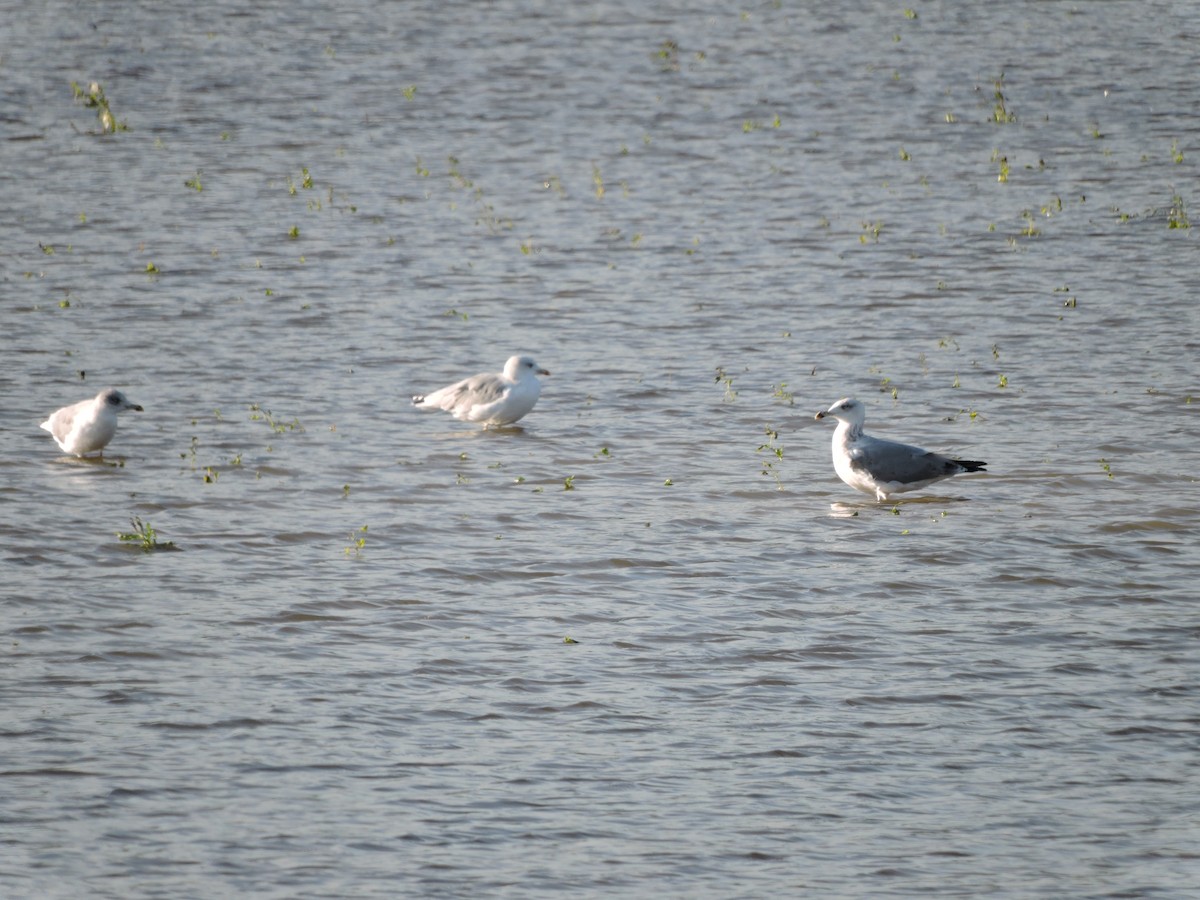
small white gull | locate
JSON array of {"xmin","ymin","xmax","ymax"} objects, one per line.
[
  {"xmin": 815, "ymin": 397, "xmax": 986, "ymax": 501},
  {"xmin": 41, "ymin": 388, "xmax": 143, "ymax": 456},
  {"xmin": 413, "ymin": 355, "xmax": 549, "ymax": 428}
]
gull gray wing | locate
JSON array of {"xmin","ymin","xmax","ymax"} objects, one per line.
[
  {"xmin": 849, "ymin": 436, "xmax": 964, "ymax": 484},
  {"xmin": 451, "ymin": 373, "xmax": 509, "ymax": 405}
]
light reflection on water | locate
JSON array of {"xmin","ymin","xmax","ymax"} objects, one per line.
[{"xmin": 2, "ymin": 0, "xmax": 1198, "ymax": 896}]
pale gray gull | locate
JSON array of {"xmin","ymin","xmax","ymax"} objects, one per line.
[
  {"xmin": 41, "ymin": 388, "xmax": 143, "ymax": 456},
  {"xmin": 815, "ymin": 397, "xmax": 986, "ymax": 500},
  {"xmin": 413, "ymin": 355, "xmax": 549, "ymax": 427}
]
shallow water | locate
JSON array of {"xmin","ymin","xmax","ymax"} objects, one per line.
[{"xmin": 2, "ymin": 1, "xmax": 1198, "ymax": 896}]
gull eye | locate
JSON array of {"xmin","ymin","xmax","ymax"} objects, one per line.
[{"xmin": 107, "ymin": 394, "xmax": 121, "ymax": 405}]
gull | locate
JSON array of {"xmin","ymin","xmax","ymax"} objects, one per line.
[
  {"xmin": 413, "ymin": 355, "xmax": 549, "ymax": 428},
  {"xmin": 41, "ymin": 388, "xmax": 143, "ymax": 456},
  {"xmin": 815, "ymin": 397, "xmax": 986, "ymax": 500}
]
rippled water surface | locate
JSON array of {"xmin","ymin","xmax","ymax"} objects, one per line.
[{"xmin": 2, "ymin": 1, "xmax": 1198, "ymax": 896}]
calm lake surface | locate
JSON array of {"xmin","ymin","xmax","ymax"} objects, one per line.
[{"xmin": 2, "ymin": 1, "xmax": 1198, "ymax": 896}]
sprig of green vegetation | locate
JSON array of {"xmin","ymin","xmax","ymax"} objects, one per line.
[
  {"xmin": 714, "ymin": 366, "xmax": 738, "ymax": 402},
  {"xmin": 656, "ymin": 39, "xmax": 680, "ymax": 72},
  {"xmin": 248, "ymin": 404, "xmax": 304, "ymax": 434},
  {"xmin": 71, "ymin": 81, "xmax": 128, "ymax": 132},
  {"xmin": 1167, "ymin": 193, "xmax": 1190, "ymax": 229},
  {"xmin": 992, "ymin": 150, "xmax": 1010, "ymax": 183},
  {"xmin": 991, "ymin": 74, "xmax": 1016, "ymax": 124},
  {"xmin": 345, "ymin": 525, "xmax": 368, "ymax": 556},
  {"xmin": 757, "ymin": 427, "xmax": 785, "ymax": 490},
  {"xmin": 117, "ymin": 517, "xmax": 175, "ymax": 552}
]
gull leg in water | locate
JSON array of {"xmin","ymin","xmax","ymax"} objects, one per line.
[
  {"xmin": 41, "ymin": 388, "xmax": 143, "ymax": 457},
  {"xmin": 815, "ymin": 397, "xmax": 986, "ymax": 501},
  {"xmin": 413, "ymin": 355, "xmax": 549, "ymax": 428}
]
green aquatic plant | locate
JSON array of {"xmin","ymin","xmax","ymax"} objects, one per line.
[
  {"xmin": 1167, "ymin": 193, "xmax": 1190, "ymax": 229},
  {"xmin": 563, "ymin": 475, "xmax": 576, "ymax": 491},
  {"xmin": 938, "ymin": 336, "xmax": 961, "ymax": 352},
  {"xmin": 184, "ymin": 172, "xmax": 203, "ymax": 192},
  {"xmin": 991, "ymin": 74, "xmax": 1016, "ymax": 123},
  {"xmin": 1099, "ymin": 458, "xmax": 1113, "ymax": 479},
  {"xmin": 345, "ymin": 525, "xmax": 368, "ymax": 557},
  {"xmin": 117, "ymin": 517, "xmax": 175, "ymax": 552},
  {"xmin": 71, "ymin": 81, "xmax": 127, "ymax": 132},
  {"xmin": 860, "ymin": 220, "xmax": 883, "ymax": 243},
  {"xmin": 248, "ymin": 404, "xmax": 304, "ymax": 434},
  {"xmin": 714, "ymin": 366, "xmax": 738, "ymax": 402},
  {"xmin": 656, "ymin": 39, "xmax": 680, "ymax": 72},
  {"xmin": 1171, "ymin": 140, "xmax": 1184, "ymax": 164},
  {"xmin": 992, "ymin": 150, "xmax": 1010, "ymax": 183},
  {"xmin": 757, "ymin": 426, "xmax": 785, "ymax": 490}
]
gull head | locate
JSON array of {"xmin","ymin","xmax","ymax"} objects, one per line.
[
  {"xmin": 101, "ymin": 388, "xmax": 144, "ymax": 413},
  {"xmin": 505, "ymin": 355, "xmax": 550, "ymax": 380},
  {"xmin": 814, "ymin": 397, "xmax": 865, "ymax": 426}
]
